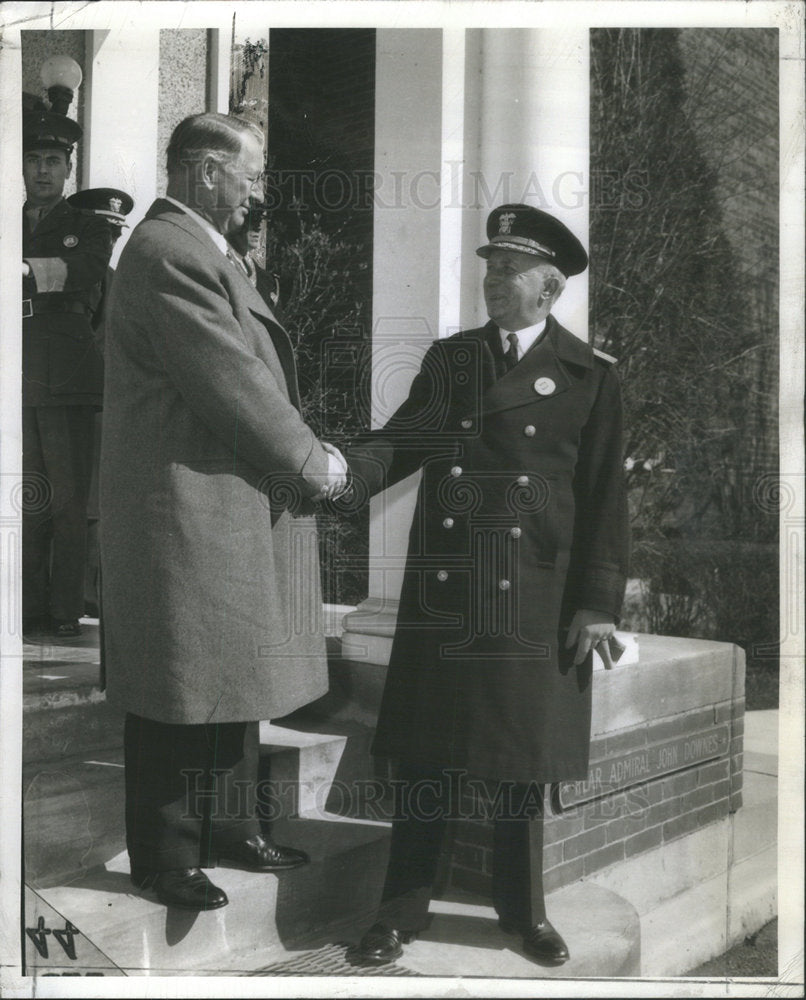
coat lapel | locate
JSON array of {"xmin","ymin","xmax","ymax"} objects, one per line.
[
  {"xmin": 252, "ymin": 267, "xmax": 302, "ymax": 413},
  {"xmin": 29, "ymin": 198, "xmax": 72, "ymax": 238},
  {"xmin": 146, "ymin": 199, "xmax": 302, "ymax": 411},
  {"xmin": 454, "ymin": 325, "xmax": 499, "ymax": 392},
  {"xmin": 481, "ymin": 315, "xmax": 593, "ymax": 416}
]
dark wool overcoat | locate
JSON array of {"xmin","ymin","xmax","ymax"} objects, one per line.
[
  {"xmin": 22, "ymin": 198, "xmax": 108, "ymax": 407},
  {"xmin": 100, "ymin": 200, "xmax": 329, "ymax": 725},
  {"xmin": 347, "ymin": 317, "xmax": 630, "ymax": 783}
]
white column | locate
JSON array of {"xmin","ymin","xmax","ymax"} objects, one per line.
[
  {"xmin": 207, "ymin": 27, "xmax": 231, "ymax": 115},
  {"xmin": 341, "ymin": 28, "xmax": 444, "ymax": 664},
  {"xmin": 464, "ymin": 28, "xmax": 589, "ymax": 338},
  {"xmin": 439, "ymin": 28, "xmax": 468, "ymax": 342},
  {"xmin": 84, "ymin": 29, "xmax": 160, "ymax": 266}
]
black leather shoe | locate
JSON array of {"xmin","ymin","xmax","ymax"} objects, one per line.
[
  {"xmin": 217, "ymin": 834, "xmax": 309, "ymax": 871},
  {"xmin": 52, "ymin": 619, "xmax": 81, "ymax": 638},
  {"xmin": 499, "ymin": 917, "xmax": 570, "ymax": 965},
  {"xmin": 131, "ymin": 867, "xmax": 228, "ymax": 910},
  {"xmin": 355, "ymin": 923, "xmax": 416, "ymax": 966}
]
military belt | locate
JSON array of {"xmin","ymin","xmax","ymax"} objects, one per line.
[{"xmin": 22, "ymin": 299, "xmax": 90, "ymax": 320}]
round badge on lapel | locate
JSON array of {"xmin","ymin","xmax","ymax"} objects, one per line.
[
  {"xmin": 534, "ymin": 377, "xmax": 556, "ymax": 396},
  {"xmin": 63, "ymin": 235, "xmax": 78, "ymax": 248}
]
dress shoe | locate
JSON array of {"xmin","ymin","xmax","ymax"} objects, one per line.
[
  {"xmin": 499, "ymin": 917, "xmax": 570, "ymax": 965},
  {"xmin": 355, "ymin": 923, "xmax": 416, "ymax": 966},
  {"xmin": 52, "ymin": 618, "xmax": 81, "ymax": 638},
  {"xmin": 217, "ymin": 833, "xmax": 309, "ymax": 871},
  {"xmin": 131, "ymin": 867, "xmax": 228, "ymax": 910}
]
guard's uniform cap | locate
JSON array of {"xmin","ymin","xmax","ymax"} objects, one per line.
[
  {"xmin": 67, "ymin": 187, "xmax": 134, "ymax": 228},
  {"xmin": 476, "ymin": 203, "xmax": 588, "ymax": 277},
  {"xmin": 23, "ymin": 109, "xmax": 82, "ymax": 153}
]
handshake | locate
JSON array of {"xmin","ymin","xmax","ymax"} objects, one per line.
[{"xmin": 314, "ymin": 441, "xmax": 351, "ymax": 501}]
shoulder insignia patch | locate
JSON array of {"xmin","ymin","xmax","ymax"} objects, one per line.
[
  {"xmin": 593, "ymin": 347, "xmax": 618, "ymax": 365},
  {"xmin": 63, "ymin": 235, "xmax": 78, "ymax": 248}
]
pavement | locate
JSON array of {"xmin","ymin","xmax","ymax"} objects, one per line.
[{"xmin": 687, "ymin": 918, "xmax": 777, "ymax": 977}]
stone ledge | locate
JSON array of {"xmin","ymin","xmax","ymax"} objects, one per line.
[{"xmin": 592, "ymin": 635, "xmax": 745, "ymax": 736}]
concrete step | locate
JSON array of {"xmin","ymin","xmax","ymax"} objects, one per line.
[
  {"xmin": 22, "ymin": 623, "xmax": 120, "ymax": 767},
  {"xmin": 24, "ymin": 750, "xmax": 127, "ymax": 890},
  {"xmin": 261, "ymin": 715, "xmax": 381, "ymax": 821},
  {"xmin": 28, "ymin": 813, "xmax": 391, "ymax": 976},
  {"xmin": 24, "ymin": 696, "xmax": 123, "ymax": 767},
  {"xmin": 23, "ymin": 715, "xmax": 381, "ymax": 891},
  {"xmin": 29, "ymin": 857, "xmax": 640, "ymax": 977},
  {"xmin": 23, "ymin": 619, "xmax": 103, "ymax": 669},
  {"xmin": 396, "ymin": 883, "xmax": 640, "ymax": 978}
]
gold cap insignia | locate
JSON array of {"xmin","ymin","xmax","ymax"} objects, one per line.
[{"xmin": 498, "ymin": 212, "xmax": 517, "ymax": 235}]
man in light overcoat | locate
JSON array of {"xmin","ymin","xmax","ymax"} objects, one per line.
[
  {"xmin": 100, "ymin": 113, "xmax": 346, "ymax": 910},
  {"xmin": 346, "ymin": 204, "xmax": 630, "ymax": 967}
]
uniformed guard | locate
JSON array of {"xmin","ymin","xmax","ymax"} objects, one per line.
[
  {"xmin": 225, "ymin": 199, "xmax": 284, "ymax": 318},
  {"xmin": 65, "ymin": 187, "xmax": 134, "ymax": 339},
  {"xmin": 345, "ymin": 203, "xmax": 630, "ymax": 967},
  {"xmin": 22, "ymin": 108, "xmax": 114, "ymax": 637},
  {"xmin": 65, "ymin": 187, "xmax": 134, "ymax": 617}
]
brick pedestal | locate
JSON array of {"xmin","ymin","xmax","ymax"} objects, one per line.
[{"xmin": 448, "ymin": 634, "xmax": 745, "ymax": 896}]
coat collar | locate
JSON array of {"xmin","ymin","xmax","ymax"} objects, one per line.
[
  {"xmin": 477, "ymin": 314, "xmax": 594, "ymax": 416},
  {"xmin": 145, "ymin": 198, "xmax": 280, "ymax": 326}
]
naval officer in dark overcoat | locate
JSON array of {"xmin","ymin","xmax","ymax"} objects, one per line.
[
  {"xmin": 347, "ymin": 204, "xmax": 630, "ymax": 967},
  {"xmin": 21, "ymin": 110, "xmax": 112, "ymax": 637}
]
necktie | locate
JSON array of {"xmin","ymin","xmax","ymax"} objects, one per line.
[
  {"xmin": 227, "ymin": 249, "xmax": 249, "ymax": 277},
  {"xmin": 26, "ymin": 206, "xmax": 42, "ymax": 231},
  {"xmin": 243, "ymin": 254, "xmax": 257, "ymax": 286},
  {"xmin": 504, "ymin": 332, "xmax": 520, "ymax": 372}
]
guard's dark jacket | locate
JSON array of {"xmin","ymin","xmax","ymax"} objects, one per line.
[
  {"xmin": 347, "ymin": 316, "xmax": 630, "ymax": 783},
  {"xmin": 22, "ymin": 198, "xmax": 109, "ymax": 407}
]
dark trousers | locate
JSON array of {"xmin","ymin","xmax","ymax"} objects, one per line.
[
  {"xmin": 377, "ymin": 762, "xmax": 546, "ymax": 933},
  {"xmin": 22, "ymin": 404, "xmax": 95, "ymax": 622},
  {"xmin": 124, "ymin": 713, "xmax": 261, "ymax": 872}
]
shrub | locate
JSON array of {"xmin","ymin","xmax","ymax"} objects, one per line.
[{"xmin": 264, "ymin": 209, "xmax": 371, "ymax": 607}]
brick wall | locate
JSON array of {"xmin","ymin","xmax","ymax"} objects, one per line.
[{"xmin": 447, "ymin": 693, "xmax": 744, "ymax": 897}]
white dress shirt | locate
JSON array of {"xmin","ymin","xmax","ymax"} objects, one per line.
[{"xmin": 499, "ymin": 318, "xmax": 548, "ymax": 361}]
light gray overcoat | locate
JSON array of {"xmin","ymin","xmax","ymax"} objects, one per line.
[{"xmin": 100, "ymin": 199, "xmax": 329, "ymax": 724}]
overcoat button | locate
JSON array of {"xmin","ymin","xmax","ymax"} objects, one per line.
[
  {"xmin": 524, "ymin": 425, "xmax": 536, "ymax": 437},
  {"xmin": 437, "ymin": 570, "xmax": 449, "ymax": 582},
  {"xmin": 510, "ymin": 527, "xmax": 522, "ymax": 539},
  {"xmin": 499, "ymin": 579, "xmax": 511, "ymax": 590},
  {"xmin": 443, "ymin": 518, "xmax": 455, "ymax": 528},
  {"xmin": 460, "ymin": 418, "xmax": 473, "ymax": 429},
  {"xmin": 534, "ymin": 377, "xmax": 556, "ymax": 396},
  {"xmin": 450, "ymin": 466, "xmax": 462, "ymax": 477},
  {"xmin": 517, "ymin": 475, "xmax": 529, "ymax": 486}
]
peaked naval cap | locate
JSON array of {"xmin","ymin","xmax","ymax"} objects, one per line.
[
  {"xmin": 476, "ymin": 203, "xmax": 588, "ymax": 277},
  {"xmin": 67, "ymin": 187, "xmax": 134, "ymax": 228}
]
